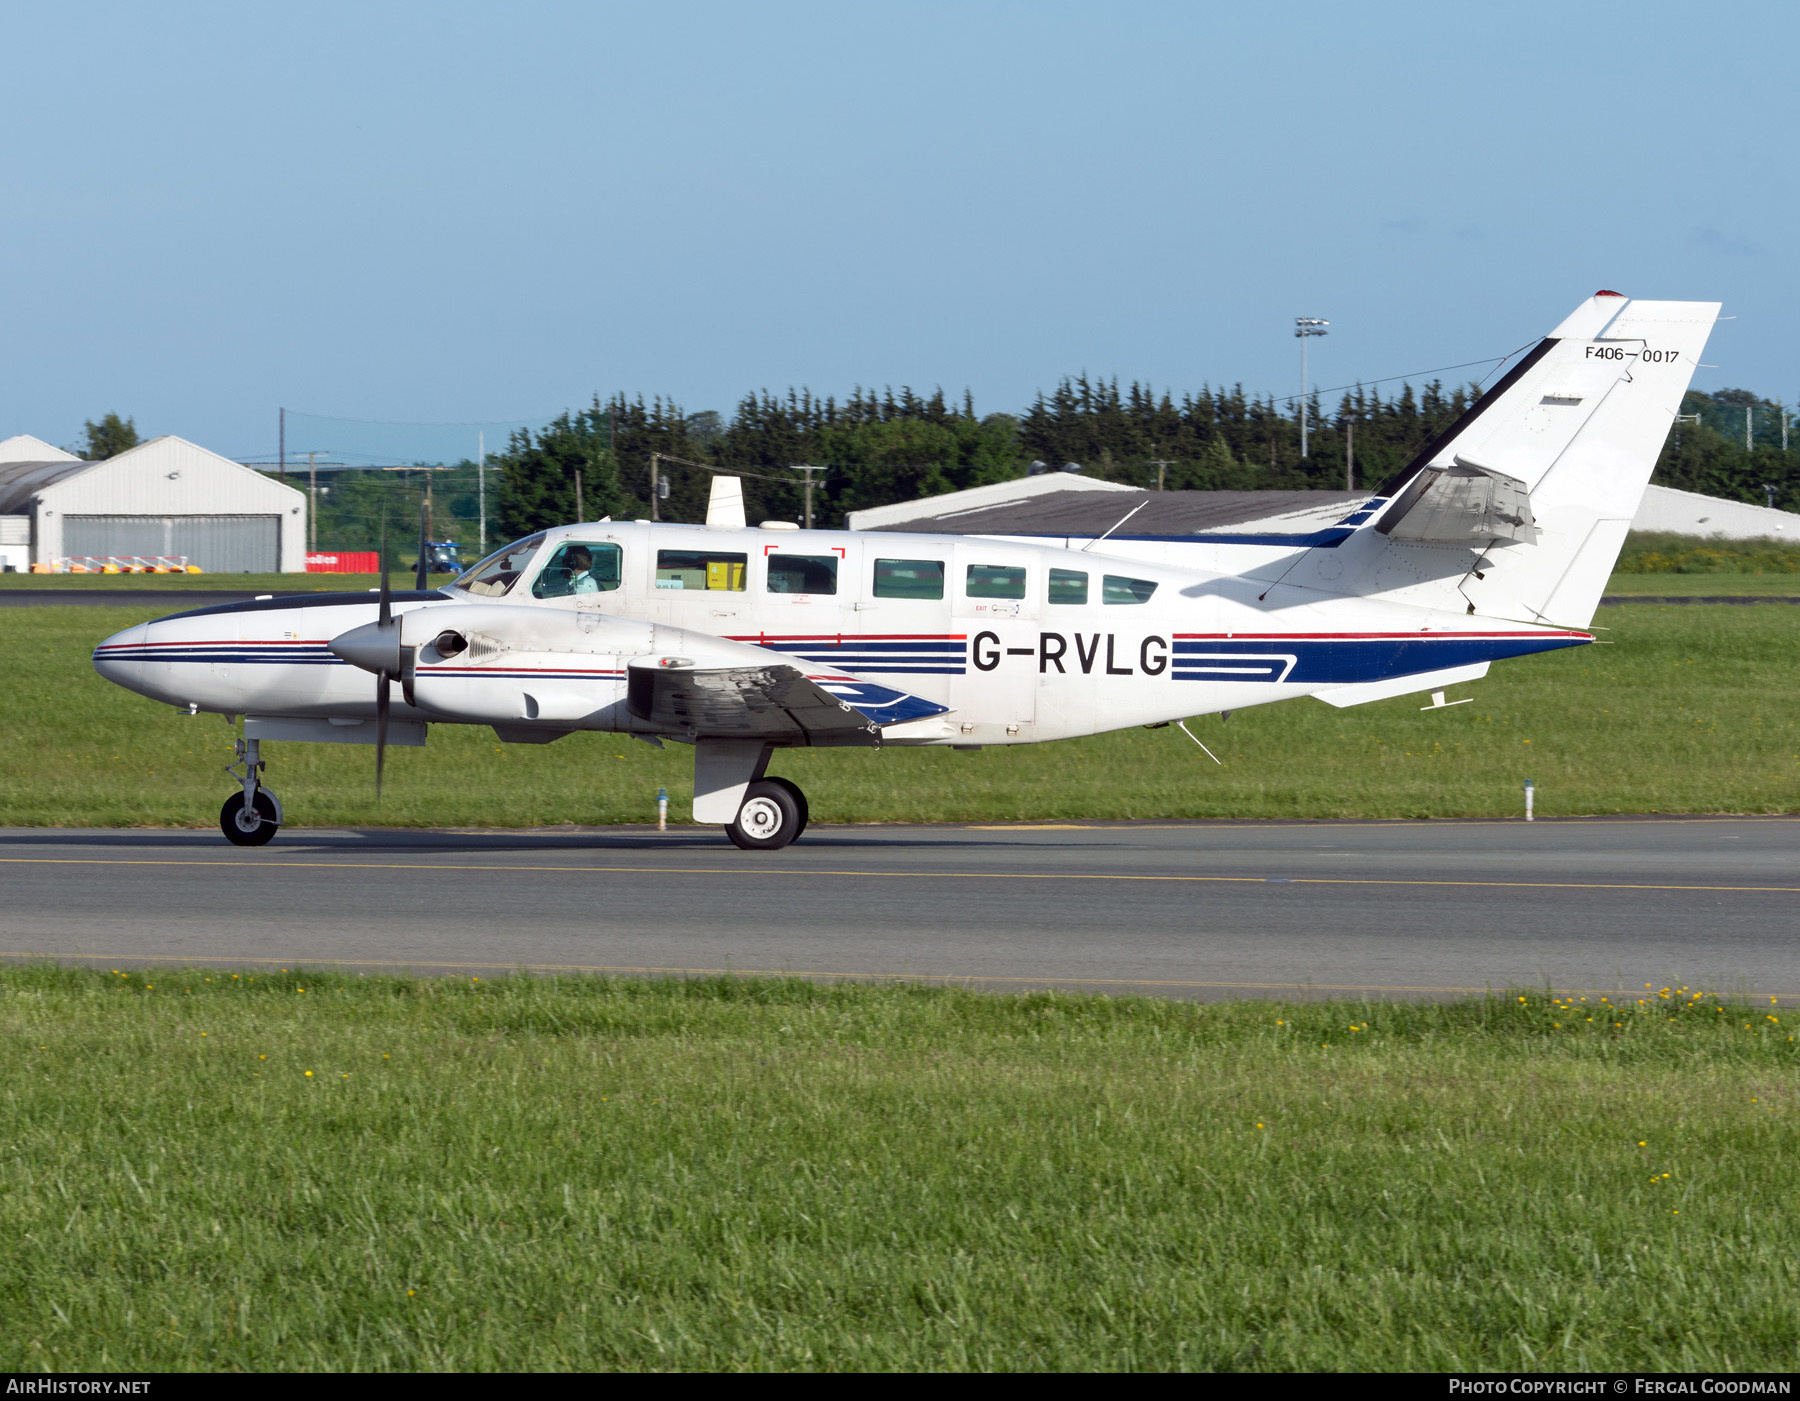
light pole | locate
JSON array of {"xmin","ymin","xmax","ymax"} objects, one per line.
[{"xmin": 1295, "ymin": 317, "xmax": 1329, "ymax": 458}]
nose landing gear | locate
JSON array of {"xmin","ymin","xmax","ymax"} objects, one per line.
[{"xmin": 221, "ymin": 737, "xmax": 283, "ymax": 847}]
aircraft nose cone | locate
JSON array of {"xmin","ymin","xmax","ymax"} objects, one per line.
[
  {"xmin": 92, "ymin": 622, "xmax": 149, "ymax": 689},
  {"xmin": 329, "ymin": 618, "xmax": 402, "ymax": 675}
]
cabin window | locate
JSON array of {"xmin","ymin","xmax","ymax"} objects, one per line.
[
  {"xmin": 873, "ymin": 558, "xmax": 944, "ymax": 600},
  {"xmin": 1048, "ymin": 568, "xmax": 1088, "ymax": 605},
  {"xmin": 456, "ymin": 534, "xmax": 545, "ymax": 597},
  {"xmin": 1103, "ymin": 574, "xmax": 1158, "ymax": 605},
  {"xmin": 656, "ymin": 549, "xmax": 746, "ymax": 591},
  {"xmin": 766, "ymin": 553, "xmax": 838, "ymax": 595},
  {"xmin": 530, "ymin": 541, "xmax": 623, "ymax": 598},
  {"xmin": 966, "ymin": 564, "xmax": 1026, "ymax": 599}
]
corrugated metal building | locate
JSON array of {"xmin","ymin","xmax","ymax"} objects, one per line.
[{"xmin": 0, "ymin": 435, "xmax": 306, "ymax": 572}]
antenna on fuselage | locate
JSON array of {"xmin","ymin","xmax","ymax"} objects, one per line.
[{"xmin": 1080, "ymin": 499, "xmax": 1147, "ymax": 553}]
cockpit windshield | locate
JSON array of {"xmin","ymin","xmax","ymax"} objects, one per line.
[{"xmin": 454, "ymin": 534, "xmax": 545, "ymax": 597}]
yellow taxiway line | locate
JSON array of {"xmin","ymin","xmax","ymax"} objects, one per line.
[{"xmin": 0, "ymin": 855, "xmax": 1796, "ymax": 895}]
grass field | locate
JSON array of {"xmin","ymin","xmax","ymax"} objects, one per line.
[
  {"xmin": 1613, "ymin": 532, "xmax": 1800, "ymax": 577},
  {"xmin": 3, "ymin": 597, "xmax": 1793, "ymax": 827},
  {"xmin": 1603, "ymin": 575, "xmax": 1800, "ymax": 596},
  {"xmin": 1, "ymin": 966, "xmax": 1795, "ymax": 1371}
]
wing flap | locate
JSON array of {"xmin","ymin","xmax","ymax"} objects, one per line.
[{"xmin": 628, "ymin": 661, "xmax": 932, "ymax": 741}]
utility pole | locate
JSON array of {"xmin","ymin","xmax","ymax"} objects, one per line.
[
  {"xmin": 575, "ymin": 469, "xmax": 584, "ymax": 524},
  {"xmin": 1780, "ymin": 399, "xmax": 1789, "ymax": 453},
  {"xmin": 1746, "ymin": 404, "xmax": 1754, "ymax": 452},
  {"xmin": 790, "ymin": 464, "xmax": 824, "ymax": 529},
  {"xmin": 1148, "ymin": 458, "xmax": 1175, "ymax": 491},
  {"xmin": 649, "ymin": 452, "xmax": 661, "ymax": 522},
  {"xmin": 307, "ymin": 451, "xmax": 317, "ymax": 553},
  {"xmin": 1345, "ymin": 420, "xmax": 1355, "ymax": 491},
  {"xmin": 1295, "ymin": 318, "xmax": 1329, "ymax": 458},
  {"xmin": 278, "ymin": 407, "xmax": 286, "ymax": 482},
  {"xmin": 477, "ymin": 430, "xmax": 486, "ymax": 554}
]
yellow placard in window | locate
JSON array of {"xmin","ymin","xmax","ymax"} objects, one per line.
[{"xmin": 707, "ymin": 560, "xmax": 745, "ymax": 591}]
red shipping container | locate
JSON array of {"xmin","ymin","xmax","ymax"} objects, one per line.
[{"xmin": 306, "ymin": 552, "xmax": 381, "ymax": 573}]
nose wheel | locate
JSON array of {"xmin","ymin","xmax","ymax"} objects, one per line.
[
  {"xmin": 220, "ymin": 790, "xmax": 280, "ymax": 846},
  {"xmin": 725, "ymin": 778, "xmax": 809, "ymax": 850},
  {"xmin": 221, "ymin": 736, "xmax": 283, "ymax": 847}
]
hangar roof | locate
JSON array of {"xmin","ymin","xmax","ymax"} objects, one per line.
[
  {"xmin": 0, "ymin": 459, "xmax": 94, "ymax": 513},
  {"xmin": 862, "ymin": 487, "xmax": 1367, "ymax": 538},
  {"xmin": 0, "ymin": 435, "xmax": 306, "ymax": 516},
  {"xmin": 0, "ymin": 434, "xmax": 80, "ymax": 465}
]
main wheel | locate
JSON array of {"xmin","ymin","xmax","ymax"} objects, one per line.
[
  {"xmin": 220, "ymin": 791, "xmax": 280, "ymax": 847},
  {"xmin": 725, "ymin": 780, "xmax": 803, "ymax": 851},
  {"xmin": 764, "ymin": 776, "xmax": 809, "ymax": 838}
]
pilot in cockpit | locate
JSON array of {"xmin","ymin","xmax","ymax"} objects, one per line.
[{"xmin": 563, "ymin": 546, "xmax": 600, "ymax": 594}]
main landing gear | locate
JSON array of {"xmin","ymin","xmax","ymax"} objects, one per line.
[
  {"xmin": 220, "ymin": 736, "xmax": 283, "ymax": 847},
  {"xmin": 725, "ymin": 777, "xmax": 810, "ymax": 851},
  {"xmin": 694, "ymin": 740, "xmax": 809, "ymax": 852}
]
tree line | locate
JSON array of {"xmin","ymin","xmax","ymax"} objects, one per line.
[
  {"xmin": 286, "ymin": 381, "xmax": 1800, "ymax": 561},
  {"xmin": 489, "ymin": 378, "xmax": 1486, "ymax": 540}
]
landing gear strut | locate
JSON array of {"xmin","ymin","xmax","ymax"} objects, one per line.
[
  {"xmin": 725, "ymin": 777, "xmax": 809, "ymax": 851},
  {"xmin": 220, "ymin": 736, "xmax": 283, "ymax": 847}
]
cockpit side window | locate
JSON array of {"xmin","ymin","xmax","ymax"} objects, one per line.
[
  {"xmin": 455, "ymin": 534, "xmax": 545, "ymax": 597},
  {"xmin": 531, "ymin": 541, "xmax": 624, "ymax": 599}
]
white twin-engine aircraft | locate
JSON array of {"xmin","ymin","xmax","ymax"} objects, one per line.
[{"xmin": 94, "ymin": 292, "xmax": 1717, "ymax": 849}]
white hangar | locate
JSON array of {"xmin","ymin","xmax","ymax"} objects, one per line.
[{"xmin": 0, "ymin": 435, "xmax": 307, "ymax": 573}]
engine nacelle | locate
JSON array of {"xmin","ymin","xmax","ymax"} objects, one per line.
[{"xmin": 370, "ymin": 603, "xmax": 797, "ymax": 732}]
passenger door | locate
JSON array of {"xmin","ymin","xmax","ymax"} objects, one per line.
[{"xmin": 846, "ymin": 551, "xmax": 963, "ymax": 683}]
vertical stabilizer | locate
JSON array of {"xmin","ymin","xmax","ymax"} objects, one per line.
[
  {"xmin": 1286, "ymin": 293, "xmax": 1718, "ymax": 628},
  {"xmin": 707, "ymin": 476, "xmax": 747, "ymax": 530}
]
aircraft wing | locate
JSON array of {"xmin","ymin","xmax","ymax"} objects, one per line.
[
  {"xmin": 330, "ymin": 599, "xmax": 952, "ymax": 743},
  {"xmin": 626, "ymin": 659, "xmax": 948, "ymax": 741}
]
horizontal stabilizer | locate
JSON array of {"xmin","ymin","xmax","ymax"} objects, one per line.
[{"xmin": 1311, "ymin": 662, "xmax": 1490, "ymax": 709}]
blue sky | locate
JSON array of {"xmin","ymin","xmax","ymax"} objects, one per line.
[{"xmin": 1, "ymin": 0, "xmax": 1793, "ymax": 462}]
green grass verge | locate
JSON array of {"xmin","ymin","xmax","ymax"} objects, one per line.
[
  {"xmin": 1603, "ymin": 574, "xmax": 1800, "ymax": 596},
  {"xmin": 1614, "ymin": 532, "xmax": 1800, "ymax": 576},
  {"xmin": 1, "ymin": 966, "xmax": 1795, "ymax": 1371},
  {"xmin": 6, "ymin": 602, "xmax": 1794, "ymax": 826}
]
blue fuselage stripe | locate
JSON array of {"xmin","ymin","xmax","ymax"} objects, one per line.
[{"xmin": 1170, "ymin": 634, "xmax": 1583, "ymax": 683}]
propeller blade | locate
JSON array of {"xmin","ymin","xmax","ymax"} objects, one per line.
[
  {"xmin": 378, "ymin": 520, "xmax": 392, "ymax": 627},
  {"xmin": 415, "ymin": 499, "xmax": 428, "ymax": 592},
  {"xmin": 375, "ymin": 668, "xmax": 389, "ymax": 797}
]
